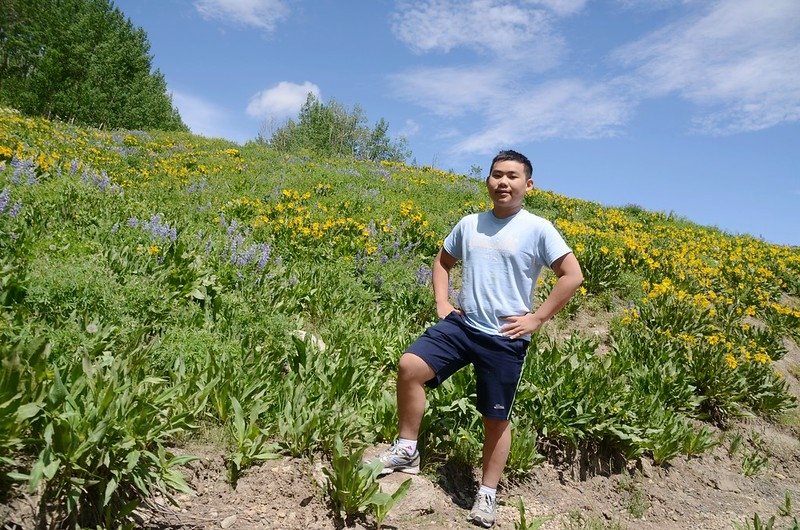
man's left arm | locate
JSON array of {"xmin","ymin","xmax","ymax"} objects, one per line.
[{"xmin": 500, "ymin": 252, "xmax": 584, "ymax": 339}]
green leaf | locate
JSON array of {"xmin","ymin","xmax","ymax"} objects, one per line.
[
  {"xmin": 42, "ymin": 457, "xmax": 60, "ymax": 480},
  {"xmin": 126, "ymin": 450, "xmax": 141, "ymax": 471},
  {"xmin": 189, "ymin": 287, "xmax": 206, "ymax": 300},
  {"xmin": 168, "ymin": 454, "xmax": 199, "ymax": 467},
  {"xmin": 104, "ymin": 477, "xmax": 118, "ymax": 506},
  {"xmin": 162, "ymin": 470, "xmax": 193, "ymax": 494},
  {"xmin": 15, "ymin": 402, "xmax": 41, "ymax": 421},
  {"xmin": 28, "ymin": 460, "xmax": 44, "ymax": 492},
  {"xmin": 43, "ymin": 423, "xmax": 54, "ymax": 445}
]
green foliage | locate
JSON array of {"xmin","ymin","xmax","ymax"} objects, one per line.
[
  {"xmin": 7, "ymin": 333, "xmax": 196, "ymax": 528},
  {"xmin": 225, "ymin": 396, "xmax": 280, "ymax": 487},
  {"xmin": 741, "ymin": 432, "xmax": 770, "ymax": 477},
  {"xmin": 514, "ymin": 497, "xmax": 549, "ymax": 530},
  {"xmin": 322, "ymin": 436, "xmax": 410, "ymax": 523},
  {"xmin": 506, "ymin": 421, "xmax": 545, "ymax": 482},
  {"xmin": 262, "ymin": 93, "xmax": 409, "ymax": 162},
  {"xmin": 733, "ymin": 513, "xmax": 776, "ymax": 530},
  {"xmin": 0, "ymin": 0, "xmax": 186, "ymax": 130},
  {"xmin": 779, "ymin": 491, "xmax": 793, "ymax": 517}
]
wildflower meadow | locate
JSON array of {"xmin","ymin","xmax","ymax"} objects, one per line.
[{"xmin": 1, "ymin": 107, "xmax": 799, "ymax": 527}]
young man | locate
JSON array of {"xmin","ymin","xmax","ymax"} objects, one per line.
[{"xmin": 374, "ymin": 150, "xmax": 583, "ymax": 528}]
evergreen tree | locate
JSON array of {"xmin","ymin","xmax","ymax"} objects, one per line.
[{"xmin": 0, "ymin": 0, "xmax": 186, "ymax": 131}]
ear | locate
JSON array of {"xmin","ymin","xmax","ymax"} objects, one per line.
[{"xmin": 526, "ymin": 178, "xmax": 534, "ymax": 191}]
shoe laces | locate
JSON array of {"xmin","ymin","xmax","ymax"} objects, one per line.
[
  {"xmin": 391, "ymin": 443, "xmax": 413, "ymax": 455},
  {"xmin": 475, "ymin": 492, "xmax": 495, "ymax": 513}
]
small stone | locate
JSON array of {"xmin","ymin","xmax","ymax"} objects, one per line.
[
  {"xmin": 710, "ymin": 477, "xmax": 740, "ymax": 492},
  {"xmin": 640, "ymin": 460, "xmax": 654, "ymax": 478},
  {"xmin": 221, "ymin": 515, "xmax": 237, "ymax": 529}
]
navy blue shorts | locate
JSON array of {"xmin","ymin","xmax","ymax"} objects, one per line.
[{"xmin": 406, "ymin": 311, "xmax": 529, "ymax": 420}]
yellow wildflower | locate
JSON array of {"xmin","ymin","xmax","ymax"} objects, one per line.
[{"xmin": 725, "ymin": 353, "xmax": 738, "ymax": 369}]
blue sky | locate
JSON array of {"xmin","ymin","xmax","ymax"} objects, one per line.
[{"xmin": 115, "ymin": 0, "xmax": 800, "ymax": 247}]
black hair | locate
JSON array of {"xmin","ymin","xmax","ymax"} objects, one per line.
[{"xmin": 489, "ymin": 150, "xmax": 533, "ymax": 180}]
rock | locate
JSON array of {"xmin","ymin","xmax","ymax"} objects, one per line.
[
  {"xmin": 640, "ymin": 459, "xmax": 654, "ymax": 478},
  {"xmin": 221, "ymin": 515, "xmax": 237, "ymax": 528},
  {"xmin": 711, "ymin": 477, "xmax": 740, "ymax": 492}
]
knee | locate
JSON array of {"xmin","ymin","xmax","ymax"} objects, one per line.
[
  {"xmin": 483, "ymin": 417, "xmax": 511, "ymax": 436},
  {"xmin": 398, "ymin": 353, "xmax": 432, "ymax": 383}
]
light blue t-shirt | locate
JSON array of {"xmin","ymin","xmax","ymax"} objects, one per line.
[{"xmin": 443, "ymin": 209, "xmax": 572, "ymax": 339}]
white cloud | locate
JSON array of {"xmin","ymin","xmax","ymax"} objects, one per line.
[
  {"xmin": 614, "ymin": 0, "xmax": 800, "ymax": 134},
  {"xmin": 391, "ymin": 0, "xmax": 564, "ymax": 66},
  {"xmin": 246, "ymin": 81, "xmax": 321, "ymax": 120},
  {"xmin": 389, "ymin": 66, "xmax": 505, "ymax": 116},
  {"xmin": 193, "ymin": 0, "xmax": 289, "ymax": 31},
  {"xmin": 171, "ymin": 90, "xmax": 249, "ymax": 142},
  {"xmin": 525, "ymin": 0, "xmax": 586, "ymax": 16},
  {"xmin": 399, "ymin": 119, "xmax": 420, "ymax": 137},
  {"xmin": 454, "ymin": 79, "xmax": 632, "ymax": 153}
]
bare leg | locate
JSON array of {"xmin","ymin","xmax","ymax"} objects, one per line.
[
  {"xmin": 397, "ymin": 352, "xmax": 435, "ymax": 439},
  {"xmin": 481, "ymin": 417, "xmax": 512, "ymax": 488}
]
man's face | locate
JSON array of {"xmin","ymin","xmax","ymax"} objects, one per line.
[{"xmin": 486, "ymin": 160, "xmax": 532, "ymax": 215}]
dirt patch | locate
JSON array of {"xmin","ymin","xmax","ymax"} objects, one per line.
[{"xmin": 3, "ymin": 425, "xmax": 800, "ymax": 530}]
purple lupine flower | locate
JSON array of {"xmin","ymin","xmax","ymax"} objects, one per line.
[
  {"xmin": 187, "ymin": 179, "xmax": 207, "ymax": 193},
  {"xmin": 111, "ymin": 223, "xmax": 119, "ymax": 233},
  {"xmin": 228, "ymin": 233, "xmax": 244, "ymax": 263},
  {"xmin": 11, "ymin": 158, "xmax": 38, "ymax": 185},
  {"xmin": 231, "ymin": 244, "xmax": 257, "ymax": 267},
  {"xmin": 380, "ymin": 255, "xmax": 389, "ymax": 265},
  {"xmin": 139, "ymin": 214, "xmax": 177, "ymax": 242},
  {"xmin": 257, "ymin": 243, "xmax": 271, "ymax": 269},
  {"xmin": 0, "ymin": 188, "xmax": 9, "ymax": 214},
  {"xmin": 8, "ymin": 201, "xmax": 21, "ymax": 218},
  {"xmin": 289, "ymin": 275, "xmax": 299, "ymax": 286},
  {"xmin": 70, "ymin": 159, "xmax": 79, "ymax": 174},
  {"xmin": 374, "ymin": 274, "xmax": 384, "ymax": 290},
  {"xmin": 127, "ymin": 217, "xmax": 139, "ymax": 228},
  {"xmin": 415, "ymin": 265, "xmax": 432, "ymax": 286},
  {"xmin": 96, "ymin": 171, "xmax": 111, "ymax": 192}
]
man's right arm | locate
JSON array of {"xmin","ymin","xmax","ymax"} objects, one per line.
[{"xmin": 432, "ymin": 248, "xmax": 459, "ymax": 319}]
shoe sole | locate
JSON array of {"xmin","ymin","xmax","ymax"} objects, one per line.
[
  {"xmin": 468, "ymin": 515, "xmax": 494, "ymax": 528},
  {"xmin": 380, "ymin": 465, "xmax": 420, "ymax": 475}
]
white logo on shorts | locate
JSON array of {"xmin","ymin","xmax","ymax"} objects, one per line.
[{"xmin": 493, "ymin": 404, "xmax": 505, "ymax": 410}]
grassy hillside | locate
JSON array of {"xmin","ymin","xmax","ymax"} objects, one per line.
[{"xmin": 1, "ymin": 107, "xmax": 799, "ymax": 527}]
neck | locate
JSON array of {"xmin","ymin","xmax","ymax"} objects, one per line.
[{"xmin": 492, "ymin": 205, "xmax": 522, "ymax": 219}]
